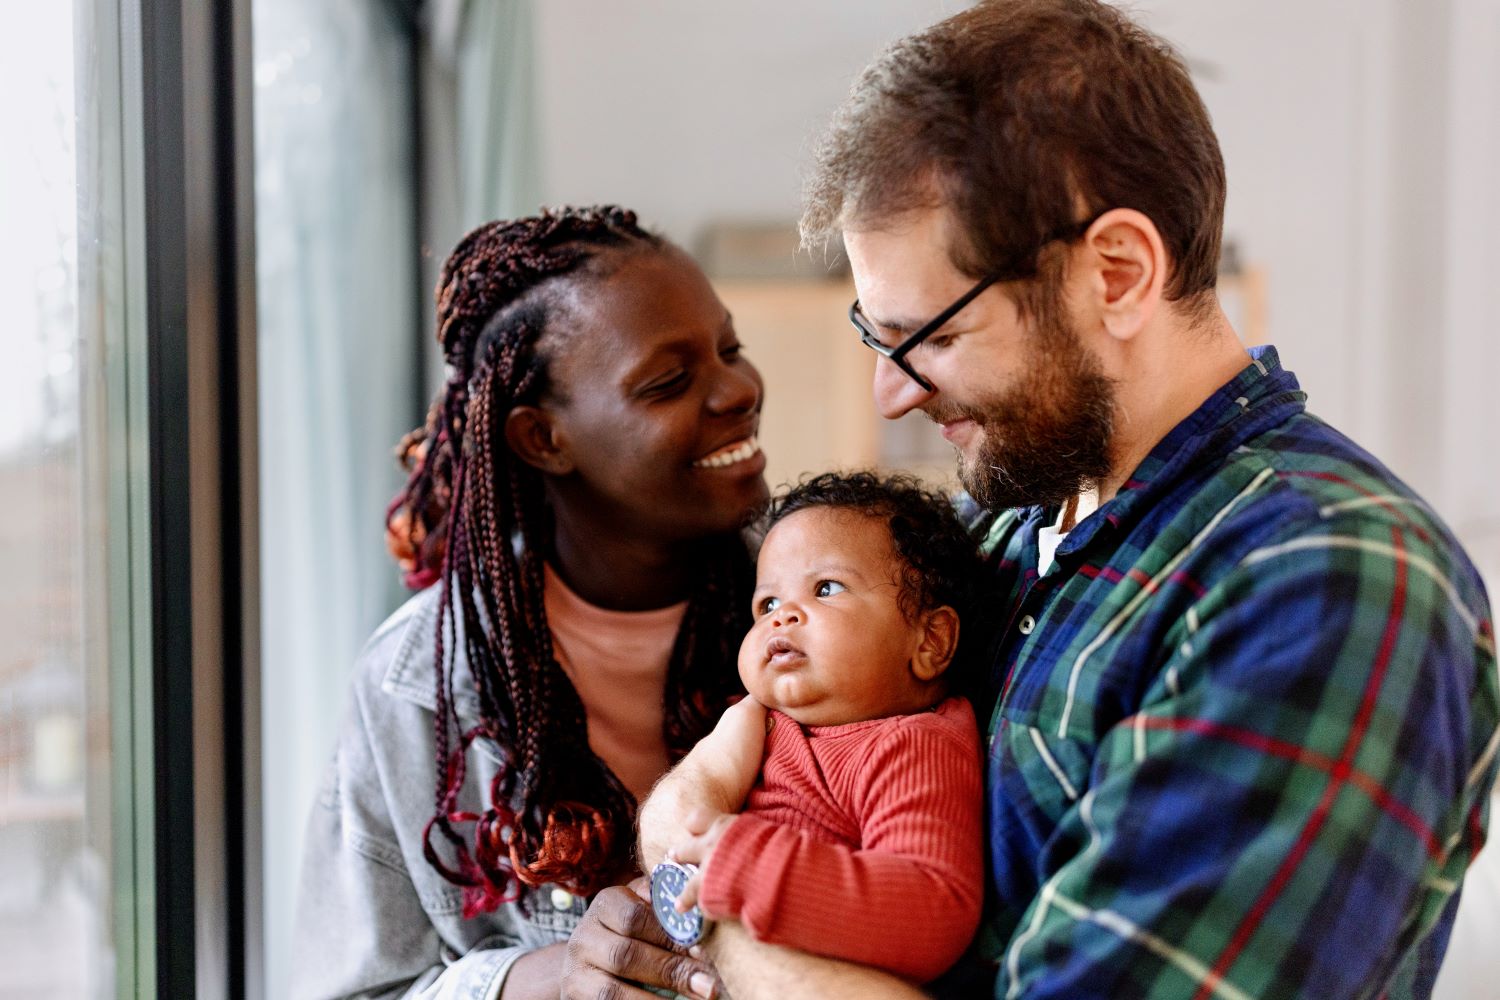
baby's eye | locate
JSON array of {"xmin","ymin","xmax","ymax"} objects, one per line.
[
  {"xmin": 815, "ymin": 580, "xmax": 846, "ymax": 598},
  {"xmin": 757, "ymin": 595, "xmax": 782, "ymax": 615}
]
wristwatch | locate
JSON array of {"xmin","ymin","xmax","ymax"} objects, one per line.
[{"xmin": 650, "ymin": 859, "xmax": 711, "ymax": 947}]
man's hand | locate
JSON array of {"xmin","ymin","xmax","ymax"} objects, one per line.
[
  {"xmin": 667, "ymin": 807, "xmax": 738, "ymax": 913},
  {"xmin": 559, "ymin": 879, "xmax": 721, "ymax": 1000},
  {"xmin": 639, "ymin": 697, "xmax": 767, "ymax": 869}
]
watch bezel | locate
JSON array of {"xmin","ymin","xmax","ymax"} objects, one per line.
[{"xmin": 649, "ymin": 859, "xmax": 711, "ymax": 947}]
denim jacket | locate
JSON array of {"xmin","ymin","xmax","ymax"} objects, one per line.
[{"xmin": 292, "ymin": 587, "xmax": 585, "ymax": 1000}]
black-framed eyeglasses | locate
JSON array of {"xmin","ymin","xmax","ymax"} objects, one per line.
[{"xmin": 848, "ymin": 213, "xmax": 1103, "ymax": 391}]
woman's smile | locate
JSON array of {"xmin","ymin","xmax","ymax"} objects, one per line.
[
  {"xmin": 541, "ymin": 245, "xmax": 769, "ymax": 542},
  {"xmin": 692, "ymin": 434, "xmax": 762, "ymax": 469}
]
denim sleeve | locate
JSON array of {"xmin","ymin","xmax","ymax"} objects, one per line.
[{"xmin": 289, "ymin": 634, "xmax": 538, "ymax": 1000}]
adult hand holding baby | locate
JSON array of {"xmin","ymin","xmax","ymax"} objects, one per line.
[{"xmin": 559, "ymin": 877, "xmax": 722, "ymax": 1000}]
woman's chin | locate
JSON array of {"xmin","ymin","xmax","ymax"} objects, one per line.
[{"xmin": 699, "ymin": 468, "xmax": 771, "ymax": 533}]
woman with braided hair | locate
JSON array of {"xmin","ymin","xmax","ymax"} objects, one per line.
[{"xmin": 293, "ymin": 206, "xmax": 768, "ymax": 1000}]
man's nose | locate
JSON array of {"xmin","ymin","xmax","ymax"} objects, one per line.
[{"xmin": 873, "ymin": 356, "xmax": 936, "ymax": 420}]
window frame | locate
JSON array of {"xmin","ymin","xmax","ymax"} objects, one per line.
[{"xmin": 105, "ymin": 0, "xmax": 261, "ymax": 995}]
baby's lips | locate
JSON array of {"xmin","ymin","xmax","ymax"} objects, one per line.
[{"xmin": 764, "ymin": 635, "xmax": 802, "ymax": 658}]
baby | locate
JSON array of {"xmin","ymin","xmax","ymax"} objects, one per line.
[{"xmin": 658, "ymin": 471, "xmax": 985, "ymax": 984}]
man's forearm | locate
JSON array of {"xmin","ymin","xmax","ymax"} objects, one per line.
[
  {"xmin": 639, "ymin": 705, "xmax": 764, "ymax": 871},
  {"xmin": 638, "ymin": 755, "xmax": 744, "ymax": 870},
  {"xmin": 705, "ymin": 922, "xmax": 924, "ymax": 1000}
]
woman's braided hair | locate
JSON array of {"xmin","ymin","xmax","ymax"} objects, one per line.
[{"xmin": 385, "ymin": 206, "xmax": 753, "ymax": 915}]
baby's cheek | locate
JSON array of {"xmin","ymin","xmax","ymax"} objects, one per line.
[{"xmin": 736, "ymin": 632, "xmax": 762, "ymax": 689}]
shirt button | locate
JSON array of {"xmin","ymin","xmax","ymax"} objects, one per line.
[
  {"xmin": 550, "ymin": 888, "xmax": 574, "ymax": 911},
  {"xmin": 1018, "ymin": 615, "xmax": 1036, "ymax": 635}
]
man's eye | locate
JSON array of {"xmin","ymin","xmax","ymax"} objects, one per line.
[
  {"xmin": 923, "ymin": 332, "xmax": 957, "ymax": 350},
  {"xmin": 720, "ymin": 341, "xmax": 743, "ymax": 361},
  {"xmin": 757, "ymin": 596, "xmax": 781, "ymax": 615},
  {"xmin": 815, "ymin": 580, "xmax": 846, "ymax": 598}
]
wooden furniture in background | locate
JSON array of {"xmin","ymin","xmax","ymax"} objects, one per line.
[{"xmin": 713, "ymin": 278, "xmax": 881, "ymax": 491}]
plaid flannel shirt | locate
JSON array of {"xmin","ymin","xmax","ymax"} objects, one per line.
[{"xmin": 972, "ymin": 346, "xmax": 1498, "ymax": 999}]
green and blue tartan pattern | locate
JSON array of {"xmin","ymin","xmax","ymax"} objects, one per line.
[{"xmin": 971, "ymin": 347, "xmax": 1498, "ymax": 999}]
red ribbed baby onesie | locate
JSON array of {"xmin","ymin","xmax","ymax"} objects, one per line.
[{"xmin": 698, "ymin": 695, "xmax": 984, "ymax": 982}]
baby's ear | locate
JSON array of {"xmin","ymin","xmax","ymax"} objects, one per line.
[{"xmin": 910, "ymin": 606, "xmax": 960, "ymax": 683}]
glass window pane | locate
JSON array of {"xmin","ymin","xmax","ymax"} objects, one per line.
[
  {"xmin": 252, "ymin": 0, "xmax": 420, "ymax": 993},
  {"xmin": 0, "ymin": 2, "xmax": 118, "ymax": 996}
]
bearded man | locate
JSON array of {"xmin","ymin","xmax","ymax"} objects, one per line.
[{"xmin": 640, "ymin": 2, "xmax": 1498, "ymax": 998}]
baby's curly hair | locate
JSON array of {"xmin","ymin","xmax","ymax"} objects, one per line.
[{"xmin": 766, "ymin": 471, "xmax": 984, "ymax": 624}]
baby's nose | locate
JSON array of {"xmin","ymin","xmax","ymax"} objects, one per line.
[{"xmin": 772, "ymin": 608, "xmax": 801, "ymax": 626}]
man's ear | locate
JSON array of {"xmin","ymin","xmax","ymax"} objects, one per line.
[
  {"xmin": 1080, "ymin": 207, "xmax": 1167, "ymax": 342},
  {"xmin": 504, "ymin": 405, "xmax": 574, "ymax": 475},
  {"xmin": 910, "ymin": 606, "xmax": 960, "ymax": 683}
]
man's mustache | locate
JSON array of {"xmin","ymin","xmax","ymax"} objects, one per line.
[{"xmin": 923, "ymin": 402, "xmax": 990, "ymax": 427}]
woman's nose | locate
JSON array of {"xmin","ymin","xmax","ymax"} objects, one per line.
[
  {"xmin": 707, "ymin": 355, "xmax": 763, "ymax": 416},
  {"xmin": 872, "ymin": 356, "xmax": 935, "ymax": 420}
]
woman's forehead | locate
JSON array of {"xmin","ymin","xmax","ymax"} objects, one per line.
[{"xmin": 547, "ymin": 247, "xmax": 728, "ymax": 376}]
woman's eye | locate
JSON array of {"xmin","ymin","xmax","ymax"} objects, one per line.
[
  {"xmin": 646, "ymin": 371, "xmax": 689, "ymax": 396},
  {"xmin": 757, "ymin": 596, "xmax": 781, "ymax": 615},
  {"xmin": 815, "ymin": 580, "xmax": 846, "ymax": 598}
]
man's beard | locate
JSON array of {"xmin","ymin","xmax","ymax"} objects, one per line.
[{"xmin": 938, "ymin": 305, "xmax": 1116, "ymax": 512}]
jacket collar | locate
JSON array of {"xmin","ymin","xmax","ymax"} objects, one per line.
[{"xmin": 380, "ymin": 585, "xmax": 485, "ymax": 725}]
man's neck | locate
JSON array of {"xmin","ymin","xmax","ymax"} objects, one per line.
[{"xmin": 1096, "ymin": 306, "xmax": 1251, "ymax": 506}]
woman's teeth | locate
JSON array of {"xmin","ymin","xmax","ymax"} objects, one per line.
[{"xmin": 694, "ymin": 436, "xmax": 759, "ymax": 469}]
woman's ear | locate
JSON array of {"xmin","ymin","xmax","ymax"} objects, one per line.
[
  {"xmin": 910, "ymin": 606, "xmax": 961, "ymax": 683},
  {"xmin": 504, "ymin": 405, "xmax": 574, "ymax": 475},
  {"xmin": 1080, "ymin": 207, "xmax": 1167, "ymax": 342}
]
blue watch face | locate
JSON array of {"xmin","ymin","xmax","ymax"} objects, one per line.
[{"xmin": 650, "ymin": 861, "xmax": 706, "ymax": 947}]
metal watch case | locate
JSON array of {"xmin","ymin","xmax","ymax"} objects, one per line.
[{"xmin": 649, "ymin": 859, "xmax": 710, "ymax": 947}]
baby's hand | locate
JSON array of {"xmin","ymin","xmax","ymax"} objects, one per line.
[{"xmin": 668, "ymin": 807, "xmax": 738, "ymax": 913}]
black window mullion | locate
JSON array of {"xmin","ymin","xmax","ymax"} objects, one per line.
[{"xmin": 130, "ymin": 0, "xmax": 257, "ymax": 995}]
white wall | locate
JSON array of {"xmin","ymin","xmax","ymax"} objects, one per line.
[
  {"xmin": 533, "ymin": 0, "xmax": 968, "ymax": 244},
  {"xmin": 1136, "ymin": 2, "xmax": 1498, "ymax": 569}
]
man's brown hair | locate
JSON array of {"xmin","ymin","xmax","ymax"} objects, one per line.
[{"xmin": 802, "ymin": 0, "xmax": 1225, "ymax": 311}]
